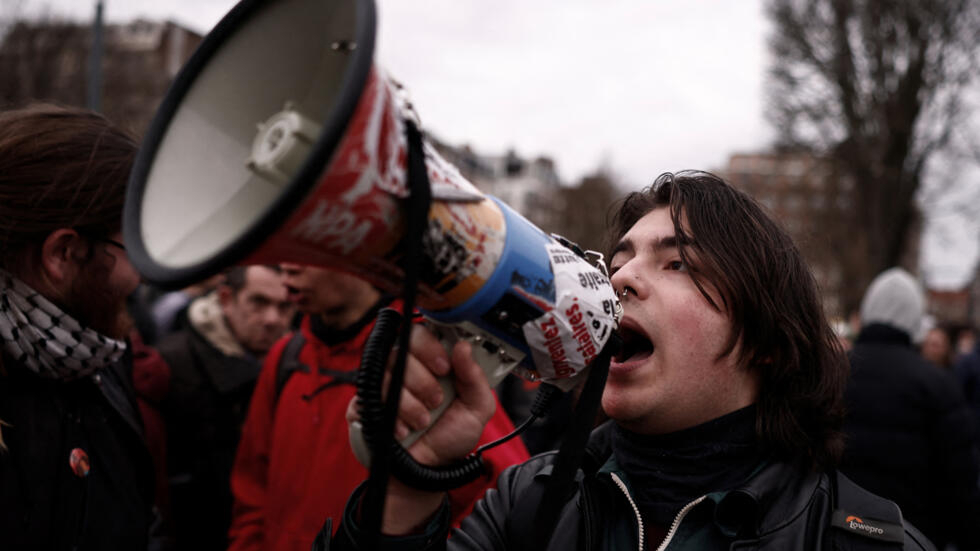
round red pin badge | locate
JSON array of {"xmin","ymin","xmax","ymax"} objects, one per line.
[{"xmin": 69, "ymin": 448, "xmax": 91, "ymax": 477}]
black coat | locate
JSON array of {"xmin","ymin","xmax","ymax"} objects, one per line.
[
  {"xmin": 156, "ymin": 325, "xmax": 261, "ymax": 551},
  {"xmin": 843, "ymin": 323, "xmax": 980, "ymax": 550},
  {"xmin": 0, "ymin": 354, "xmax": 156, "ymax": 550},
  {"xmin": 332, "ymin": 422, "xmax": 933, "ymax": 551},
  {"xmin": 954, "ymin": 344, "xmax": 980, "ymax": 429}
]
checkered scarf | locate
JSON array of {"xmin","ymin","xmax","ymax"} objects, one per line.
[{"xmin": 0, "ymin": 270, "xmax": 126, "ymax": 380}]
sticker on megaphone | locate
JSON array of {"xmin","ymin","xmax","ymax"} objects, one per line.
[{"xmin": 349, "ymin": 236, "xmax": 619, "ymax": 467}]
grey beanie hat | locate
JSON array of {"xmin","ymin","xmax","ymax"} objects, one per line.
[{"xmin": 859, "ymin": 267, "xmax": 925, "ymax": 340}]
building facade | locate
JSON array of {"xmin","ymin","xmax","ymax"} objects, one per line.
[
  {"xmin": 719, "ymin": 150, "xmax": 859, "ymax": 319},
  {"xmin": 0, "ymin": 18, "xmax": 202, "ymax": 136},
  {"xmin": 431, "ymin": 138, "xmax": 564, "ymax": 233}
]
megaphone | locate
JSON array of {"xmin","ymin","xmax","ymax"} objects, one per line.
[{"xmin": 124, "ymin": 0, "xmax": 618, "ymax": 469}]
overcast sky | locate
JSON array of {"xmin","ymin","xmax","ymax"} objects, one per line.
[
  {"xmin": 22, "ymin": 0, "xmax": 774, "ymax": 185},
  {"xmin": 14, "ymin": 0, "xmax": 980, "ymax": 289}
]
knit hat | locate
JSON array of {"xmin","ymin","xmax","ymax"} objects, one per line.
[{"xmin": 859, "ymin": 267, "xmax": 925, "ymax": 341}]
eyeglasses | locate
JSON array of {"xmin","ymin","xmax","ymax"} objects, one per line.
[{"xmin": 100, "ymin": 238, "xmax": 126, "ymax": 252}]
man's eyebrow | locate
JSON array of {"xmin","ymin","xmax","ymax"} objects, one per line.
[
  {"xmin": 612, "ymin": 235, "xmax": 695, "ymax": 258},
  {"xmin": 611, "ymin": 239, "xmax": 632, "ymax": 258},
  {"xmin": 654, "ymin": 235, "xmax": 680, "ymax": 251}
]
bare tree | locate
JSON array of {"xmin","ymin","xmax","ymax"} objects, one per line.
[
  {"xmin": 0, "ymin": 20, "xmax": 88, "ymax": 109},
  {"xmin": 766, "ymin": 0, "xmax": 980, "ymax": 301},
  {"xmin": 0, "ymin": 0, "xmax": 25, "ymax": 39},
  {"xmin": 552, "ymin": 170, "xmax": 621, "ymax": 255}
]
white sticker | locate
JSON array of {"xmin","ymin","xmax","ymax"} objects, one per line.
[{"xmin": 521, "ymin": 242, "xmax": 618, "ymax": 390}]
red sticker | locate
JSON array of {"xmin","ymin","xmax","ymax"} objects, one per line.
[{"xmin": 69, "ymin": 448, "xmax": 90, "ymax": 478}]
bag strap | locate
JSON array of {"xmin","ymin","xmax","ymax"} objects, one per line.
[
  {"xmin": 829, "ymin": 470, "xmax": 907, "ymax": 548},
  {"xmin": 274, "ymin": 333, "xmax": 308, "ymax": 405},
  {"xmin": 506, "ymin": 473, "xmax": 548, "ymax": 551}
]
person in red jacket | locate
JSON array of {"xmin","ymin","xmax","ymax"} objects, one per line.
[{"xmin": 228, "ymin": 265, "xmax": 529, "ymax": 551}]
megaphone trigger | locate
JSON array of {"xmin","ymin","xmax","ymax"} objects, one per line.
[{"xmin": 402, "ymin": 321, "xmax": 526, "ymax": 446}]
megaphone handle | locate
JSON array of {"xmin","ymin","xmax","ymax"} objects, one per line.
[
  {"xmin": 349, "ymin": 320, "xmax": 523, "ymax": 468},
  {"xmin": 349, "ymin": 376, "xmax": 453, "ymax": 467}
]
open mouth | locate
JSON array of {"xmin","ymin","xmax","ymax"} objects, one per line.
[{"xmin": 614, "ymin": 322, "xmax": 654, "ymax": 364}]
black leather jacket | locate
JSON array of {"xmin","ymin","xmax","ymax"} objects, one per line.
[{"xmin": 333, "ymin": 424, "xmax": 934, "ymax": 551}]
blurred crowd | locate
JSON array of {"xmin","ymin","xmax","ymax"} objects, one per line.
[{"xmin": 123, "ymin": 263, "xmax": 536, "ymax": 551}]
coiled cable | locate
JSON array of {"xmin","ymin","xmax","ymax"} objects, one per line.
[{"xmin": 356, "ymin": 308, "xmax": 564, "ymax": 492}]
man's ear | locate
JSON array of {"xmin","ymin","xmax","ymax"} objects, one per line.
[
  {"xmin": 38, "ymin": 229, "xmax": 87, "ymax": 291},
  {"xmin": 217, "ymin": 284, "xmax": 236, "ymax": 311}
]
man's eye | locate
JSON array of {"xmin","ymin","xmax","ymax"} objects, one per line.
[
  {"xmin": 250, "ymin": 297, "xmax": 272, "ymax": 308},
  {"xmin": 667, "ymin": 260, "xmax": 687, "ymax": 272}
]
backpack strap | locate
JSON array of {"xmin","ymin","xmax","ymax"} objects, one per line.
[
  {"xmin": 301, "ymin": 367, "xmax": 358, "ymax": 402},
  {"xmin": 274, "ymin": 333, "xmax": 308, "ymax": 404},
  {"xmin": 275, "ymin": 332, "xmax": 361, "ymax": 405},
  {"xmin": 829, "ymin": 470, "xmax": 907, "ymax": 548},
  {"xmin": 506, "ymin": 423, "xmax": 615, "ymax": 551},
  {"xmin": 506, "ymin": 469, "xmax": 548, "ymax": 551}
]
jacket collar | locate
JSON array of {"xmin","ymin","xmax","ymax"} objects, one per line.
[
  {"xmin": 186, "ymin": 322, "xmax": 261, "ymax": 395},
  {"xmin": 96, "ymin": 340, "xmax": 145, "ymax": 438},
  {"xmin": 716, "ymin": 460, "xmax": 822, "ymax": 538},
  {"xmin": 187, "ymin": 292, "xmax": 249, "ymax": 358},
  {"xmin": 307, "ymin": 295, "xmax": 397, "ymax": 348},
  {"xmin": 854, "ymin": 323, "xmax": 912, "ymax": 347},
  {"xmin": 585, "ymin": 421, "xmax": 823, "ymax": 540}
]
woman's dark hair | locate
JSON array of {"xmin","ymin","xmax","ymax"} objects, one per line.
[
  {"xmin": 608, "ymin": 170, "xmax": 847, "ymax": 470},
  {"xmin": 0, "ymin": 103, "xmax": 138, "ymax": 273}
]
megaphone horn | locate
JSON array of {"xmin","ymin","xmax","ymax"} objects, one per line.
[
  {"xmin": 126, "ymin": 0, "xmax": 512, "ymax": 313},
  {"xmin": 124, "ymin": 0, "xmax": 619, "ymax": 430}
]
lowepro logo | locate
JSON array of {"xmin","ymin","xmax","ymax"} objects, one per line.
[
  {"xmin": 832, "ymin": 509, "xmax": 904, "ymax": 543},
  {"xmin": 845, "ymin": 516, "xmax": 885, "ymax": 536}
]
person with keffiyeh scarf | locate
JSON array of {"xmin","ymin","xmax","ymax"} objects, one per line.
[{"xmin": 0, "ymin": 104, "xmax": 166, "ymax": 550}]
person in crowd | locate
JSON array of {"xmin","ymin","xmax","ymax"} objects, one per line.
[
  {"xmin": 332, "ymin": 171, "xmax": 934, "ymax": 550},
  {"xmin": 155, "ymin": 264, "xmax": 294, "ymax": 550},
  {"xmin": 130, "ymin": 328, "xmax": 174, "ymax": 539},
  {"xmin": 953, "ymin": 326, "xmax": 976, "ymax": 360},
  {"xmin": 0, "ymin": 104, "xmax": 162, "ymax": 549},
  {"xmin": 954, "ymin": 326, "xmax": 980, "ymax": 440},
  {"xmin": 228, "ymin": 265, "xmax": 529, "ymax": 551},
  {"xmin": 129, "ymin": 285, "xmax": 164, "ymax": 345},
  {"xmin": 831, "ymin": 317, "xmax": 855, "ymax": 353},
  {"xmin": 150, "ymin": 273, "xmax": 227, "ymax": 340},
  {"xmin": 841, "ymin": 267, "xmax": 980, "ymax": 550},
  {"xmin": 920, "ymin": 325, "xmax": 954, "ymax": 370}
]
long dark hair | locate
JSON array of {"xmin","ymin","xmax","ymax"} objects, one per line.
[
  {"xmin": 0, "ymin": 103, "xmax": 137, "ymax": 274},
  {"xmin": 608, "ymin": 171, "xmax": 847, "ymax": 470}
]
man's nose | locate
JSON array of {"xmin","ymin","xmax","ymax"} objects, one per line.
[
  {"xmin": 262, "ymin": 306, "xmax": 285, "ymax": 325},
  {"xmin": 610, "ymin": 261, "xmax": 644, "ymax": 299},
  {"xmin": 610, "ymin": 263, "xmax": 631, "ymax": 291}
]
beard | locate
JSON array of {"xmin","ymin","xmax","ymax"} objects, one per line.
[{"xmin": 64, "ymin": 264, "xmax": 133, "ymax": 340}]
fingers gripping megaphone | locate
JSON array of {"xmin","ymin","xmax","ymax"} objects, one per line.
[{"xmin": 123, "ymin": 0, "xmax": 620, "ymax": 486}]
